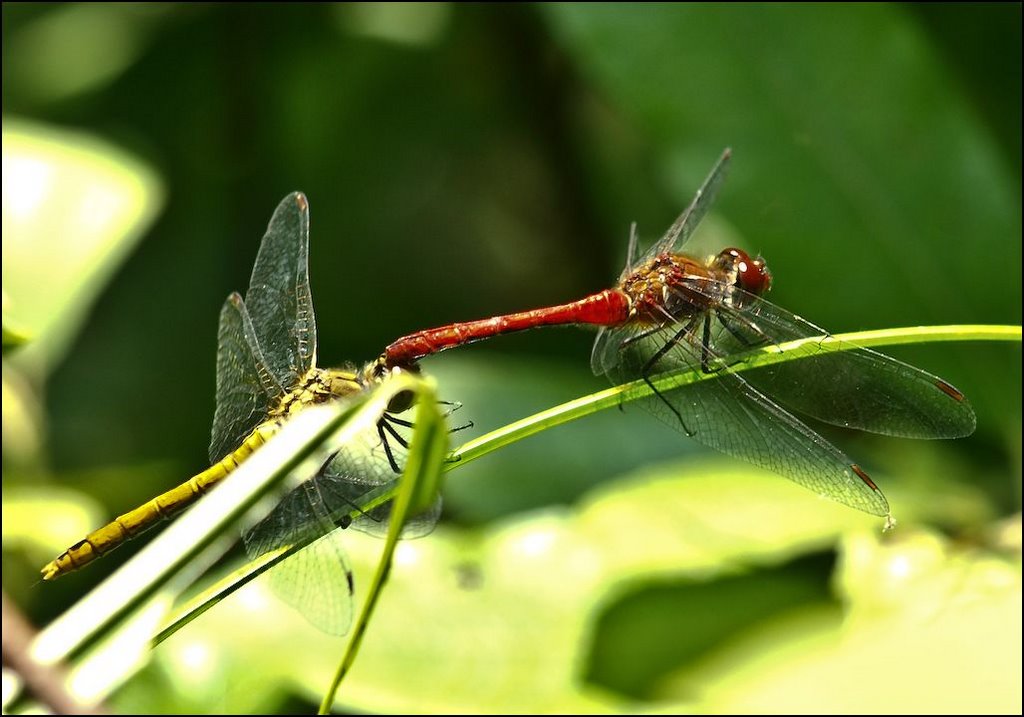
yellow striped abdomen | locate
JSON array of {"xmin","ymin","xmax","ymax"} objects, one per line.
[{"xmin": 40, "ymin": 422, "xmax": 279, "ymax": 581}]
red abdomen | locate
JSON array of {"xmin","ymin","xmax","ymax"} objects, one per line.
[{"xmin": 382, "ymin": 289, "xmax": 631, "ymax": 369}]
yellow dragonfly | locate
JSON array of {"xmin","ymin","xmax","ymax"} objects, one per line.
[{"xmin": 41, "ymin": 193, "xmax": 434, "ymax": 632}]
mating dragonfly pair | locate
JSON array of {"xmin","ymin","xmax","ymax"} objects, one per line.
[{"xmin": 43, "ymin": 150, "xmax": 975, "ymax": 633}]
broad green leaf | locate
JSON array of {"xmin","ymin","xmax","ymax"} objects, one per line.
[
  {"xmin": 149, "ymin": 457, "xmax": 1015, "ymax": 713},
  {"xmin": 2, "ymin": 118, "xmax": 163, "ymax": 373}
]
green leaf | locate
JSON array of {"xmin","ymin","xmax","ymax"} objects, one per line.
[
  {"xmin": 2, "ymin": 118, "xmax": 163, "ymax": 373},
  {"xmin": 2, "ymin": 320, "xmax": 30, "ymax": 354},
  {"xmin": 186, "ymin": 458, "xmax": 1016, "ymax": 713}
]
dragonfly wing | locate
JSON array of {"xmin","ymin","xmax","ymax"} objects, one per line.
[
  {"xmin": 347, "ymin": 492, "xmax": 443, "ymax": 539},
  {"xmin": 242, "ymin": 456, "xmax": 357, "ymax": 636},
  {"xmin": 597, "ymin": 321, "xmax": 891, "ymax": 516},
  {"xmin": 241, "ymin": 419, "xmax": 442, "ymax": 632},
  {"xmin": 209, "ymin": 293, "xmax": 284, "ymax": 463},
  {"xmin": 267, "ymin": 533, "xmax": 355, "ymax": 636},
  {"xmin": 312, "ymin": 425, "xmax": 441, "ymax": 538},
  {"xmin": 591, "ymin": 326, "xmax": 619, "ymax": 376},
  {"xmin": 245, "ymin": 192, "xmax": 317, "ymax": 389},
  {"xmin": 647, "ymin": 148, "xmax": 732, "ymax": 260},
  {"xmin": 245, "ymin": 463, "xmax": 433, "ymax": 548},
  {"xmin": 684, "ymin": 282, "xmax": 977, "ymax": 439},
  {"xmin": 249, "ymin": 526, "xmax": 355, "ymax": 636}
]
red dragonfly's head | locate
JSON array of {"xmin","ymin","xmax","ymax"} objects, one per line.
[{"xmin": 716, "ymin": 247, "xmax": 772, "ymax": 296}]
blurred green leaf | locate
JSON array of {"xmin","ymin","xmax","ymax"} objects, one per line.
[
  {"xmin": 665, "ymin": 522, "xmax": 1022, "ymax": 713},
  {"xmin": 3, "ymin": 486, "xmax": 105, "ymax": 561},
  {"xmin": 1, "ymin": 118, "xmax": 163, "ymax": 374},
  {"xmin": 142, "ymin": 458, "xmax": 1019, "ymax": 713},
  {"xmin": 2, "ymin": 4, "xmax": 172, "ymax": 105},
  {"xmin": 2, "ymin": 321, "xmax": 30, "ymax": 354}
]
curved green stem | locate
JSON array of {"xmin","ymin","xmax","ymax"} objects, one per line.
[{"xmin": 448, "ymin": 324, "xmax": 1020, "ymax": 468}]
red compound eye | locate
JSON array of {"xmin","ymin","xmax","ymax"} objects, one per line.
[{"xmin": 721, "ymin": 247, "xmax": 772, "ymax": 295}]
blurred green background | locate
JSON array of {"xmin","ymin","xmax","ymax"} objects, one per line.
[{"xmin": 2, "ymin": 3, "xmax": 1020, "ymax": 713}]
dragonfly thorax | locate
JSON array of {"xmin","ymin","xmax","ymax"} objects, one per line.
[
  {"xmin": 621, "ymin": 252, "xmax": 719, "ymax": 326},
  {"xmin": 269, "ymin": 367, "xmax": 364, "ymax": 420}
]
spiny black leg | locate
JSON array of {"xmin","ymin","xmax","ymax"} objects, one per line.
[
  {"xmin": 438, "ymin": 399, "xmax": 463, "ymax": 415},
  {"xmin": 642, "ymin": 370, "xmax": 693, "ymax": 436},
  {"xmin": 620, "ymin": 323, "xmax": 670, "ymax": 352},
  {"xmin": 698, "ymin": 313, "xmax": 741, "ymax": 374},
  {"xmin": 638, "ymin": 317, "xmax": 701, "ymax": 436},
  {"xmin": 717, "ymin": 309, "xmax": 770, "ymax": 348},
  {"xmin": 381, "ymin": 417, "xmax": 411, "ymax": 449},
  {"xmin": 387, "ymin": 398, "xmax": 473, "ymax": 431},
  {"xmin": 642, "ymin": 316, "xmax": 699, "ymax": 372},
  {"xmin": 449, "ymin": 418, "xmax": 474, "ymax": 433},
  {"xmin": 701, "ymin": 313, "xmax": 714, "ymax": 373},
  {"xmin": 703, "ymin": 309, "xmax": 778, "ymax": 373},
  {"xmin": 377, "ymin": 420, "xmax": 402, "ymax": 474},
  {"xmin": 616, "ymin": 323, "xmax": 674, "ymax": 414},
  {"xmin": 439, "ymin": 399, "xmax": 474, "ymax": 431}
]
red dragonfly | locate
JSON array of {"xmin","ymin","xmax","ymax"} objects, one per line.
[{"xmin": 376, "ymin": 149, "xmax": 976, "ymax": 517}]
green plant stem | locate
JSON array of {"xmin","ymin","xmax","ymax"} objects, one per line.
[
  {"xmin": 319, "ymin": 380, "xmax": 447, "ymax": 714},
  {"xmin": 450, "ymin": 324, "xmax": 1020, "ymax": 468}
]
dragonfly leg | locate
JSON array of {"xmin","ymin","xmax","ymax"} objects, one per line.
[
  {"xmin": 378, "ymin": 407, "xmax": 474, "ymax": 477},
  {"xmin": 448, "ymin": 418, "xmax": 475, "ymax": 433},
  {"xmin": 437, "ymin": 399, "xmax": 462, "ymax": 414},
  {"xmin": 617, "ymin": 324, "xmax": 671, "ymax": 414},
  {"xmin": 377, "ymin": 419, "xmax": 406, "ymax": 474},
  {"xmin": 619, "ymin": 322, "xmax": 670, "ymax": 352},
  {"xmin": 640, "ymin": 316, "xmax": 702, "ymax": 437},
  {"xmin": 381, "ymin": 416, "xmax": 412, "ymax": 450},
  {"xmin": 437, "ymin": 400, "xmax": 475, "ymax": 432},
  {"xmin": 384, "ymin": 400, "xmax": 474, "ymax": 433},
  {"xmin": 699, "ymin": 313, "xmax": 750, "ymax": 374},
  {"xmin": 717, "ymin": 310, "xmax": 771, "ymax": 349}
]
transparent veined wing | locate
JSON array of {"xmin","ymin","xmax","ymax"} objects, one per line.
[
  {"xmin": 641, "ymin": 148, "xmax": 732, "ymax": 266},
  {"xmin": 208, "ymin": 292, "xmax": 284, "ymax": 463},
  {"xmin": 592, "ymin": 317, "xmax": 891, "ymax": 517},
  {"xmin": 241, "ymin": 410, "xmax": 441, "ymax": 634},
  {"xmin": 242, "ymin": 463, "xmax": 358, "ymax": 636},
  {"xmin": 244, "ymin": 192, "xmax": 317, "ymax": 389},
  {"xmin": 677, "ymin": 281, "xmax": 977, "ymax": 440}
]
